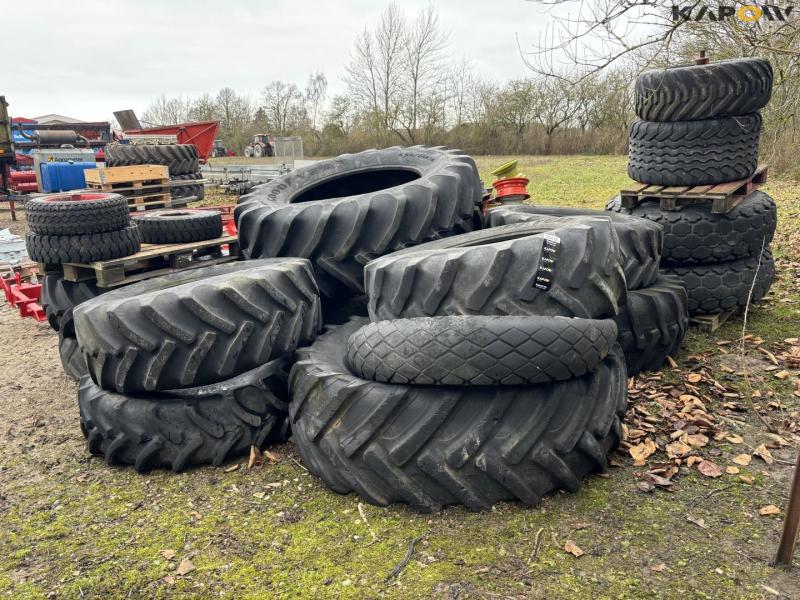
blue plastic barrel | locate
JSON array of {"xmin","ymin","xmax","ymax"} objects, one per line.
[{"xmin": 39, "ymin": 161, "xmax": 96, "ymax": 193}]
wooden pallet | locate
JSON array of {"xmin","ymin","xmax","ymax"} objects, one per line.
[
  {"xmin": 45, "ymin": 235, "xmax": 240, "ymax": 288},
  {"xmin": 621, "ymin": 165, "xmax": 768, "ymax": 214},
  {"xmin": 690, "ymin": 310, "xmax": 735, "ymax": 333},
  {"xmin": 85, "ymin": 165, "xmax": 173, "ymax": 210}
]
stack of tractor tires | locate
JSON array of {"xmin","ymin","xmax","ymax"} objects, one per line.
[
  {"xmin": 25, "ymin": 192, "xmax": 141, "ymax": 264},
  {"xmin": 629, "ymin": 58, "xmax": 772, "ymax": 187},
  {"xmin": 620, "ymin": 58, "xmax": 776, "ymax": 315},
  {"xmin": 486, "ymin": 206, "xmax": 688, "ymax": 375},
  {"xmin": 105, "ymin": 144, "xmax": 204, "ymax": 205},
  {"xmin": 70, "ymin": 260, "xmax": 323, "ymax": 472},
  {"xmin": 289, "ymin": 218, "xmax": 629, "ymax": 512}
]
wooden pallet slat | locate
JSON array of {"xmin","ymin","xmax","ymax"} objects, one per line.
[
  {"xmin": 55, "ymin": 235, "xmax": 240, "ymax": 288},
  {"xmin": 84, "ymin": 165, "xmax": 169, "ymax": 185},
  {"xmin": 690, "ymin": 310, "xmax": 735, "ymax": 333},
  {"xmin": 621, "ymin": 165, "xmax": 767, "ymax": 214}
]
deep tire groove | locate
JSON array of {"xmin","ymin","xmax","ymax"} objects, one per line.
[
  {"xmin": 74, "ymin": 259, "xmax": 321, "ymax": 393},
  {"xmin": 78, "ymin": 359, "xmax": 291, "ymax": 472}
]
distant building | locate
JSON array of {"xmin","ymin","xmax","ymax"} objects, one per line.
[{"xmin": 32, "ymin": 114, "xmax": 86, "ymax": 125}]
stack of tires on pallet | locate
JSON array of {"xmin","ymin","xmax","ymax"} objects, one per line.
[
  {"xmin": 27, "ymin": 193, "xmax": 141, "ymax": 378},
  {"xmin": 105, "ymin": 143, "xmax": 204, "ymax": 204},
  {"xmin": 614, "ymin": 58, "xmax": 776, "ymax": 315},
  {"xmin": 235, "ymin": 146, "xmax": 649, "ymax": 512}
]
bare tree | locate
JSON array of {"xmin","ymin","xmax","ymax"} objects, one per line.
[
  {"xmin": 261, "ymin": 80, "xmax": 304, "ymax": 135},
  {"xmin": 140, "ymin": 95, "xmax": 192, "ymax": 126},
  {"xmin": 401, "ymin": 2, "xmax": 448, "ymax": 141},
  {"xmin": 215, "ymin": 87, "xmax": 253, "ymax": 151},
  {"xmin": 305, "ymin": 72, "xmax": 328, "ymax": 137}
]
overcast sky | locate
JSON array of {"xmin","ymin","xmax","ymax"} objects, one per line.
[{"xmin": 4, "ymin": 0, "xmax": 566, "ymax": 122}]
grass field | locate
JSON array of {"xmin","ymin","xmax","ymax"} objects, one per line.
[{"xmin": 1, "ymin": 155, "xmax": 799, "ymax": 599}]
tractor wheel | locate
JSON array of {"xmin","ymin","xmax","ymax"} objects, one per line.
[
  {"xmin": 235, "ymin": 146, "xmax": 483, "ymax": 299},
  {"xmin": 253, "ymin": 144, "xmax": 264, "ymax": 157},
  {"xmin": 244, "ymin": 147, "xmax": 253, "ymax": 158}
]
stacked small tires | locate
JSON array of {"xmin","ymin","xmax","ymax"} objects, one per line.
[
  {"xmin": 105, "ymin": 143, "xmax": 204, "ymax": 204},
  {"xmin": 132, "ymin": 208, "xmax": 223, "ymax": 244},
  {"xmin": 486, "ymin": 206, "xmax": 688, "ymax": 375},
  {"xmin": 617, "ymin": 58, "xmax": 776, "ymax": 315},
  {"xmin": 28, "ymin": 193, "xmax": 141, "ymax": 379},
  {"xmin": 71, "ymin": 260, "xmax": 323, "ymax": 472}
]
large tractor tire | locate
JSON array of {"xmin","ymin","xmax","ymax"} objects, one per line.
[
  {"xmin": 235, "ymin": 146, "xmax": 483, "ymax": 298},
  {"xmin": 365, "ymin": 219, "xmax": 626, "ymax": 321},
  {"xmin": 487, "ymin": 206, "xmax": 662, "ymax": 290},
  {"xmin": 78, "ymin": 358, "xmax": 290, "ymax": 472},
  {"xmin": 26, "ymin": 193, "xmax": 130, "ymax": 236},
  {"xmin": 635, "ymin": 58, "xmax": 773, "ymax": 122},
  {"xmin": 74, "ymin": 259, "xmax": 321, "ymax": 393},
  {"xmin": 289, "ymin": 318, "xmax": 627, "ymax": 512},
  {"xmin": 105, "ymin": 144, "xmax": 200, "ymax": 176}
]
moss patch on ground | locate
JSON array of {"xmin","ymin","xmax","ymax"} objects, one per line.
[{"xmin": 1, "ymin": 155, "xmax": 799, "ymax": 599}]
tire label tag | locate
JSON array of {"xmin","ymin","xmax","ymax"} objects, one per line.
[{"xmin": 534, "ymin": 234, "xmax": 560, "ymax": 290}]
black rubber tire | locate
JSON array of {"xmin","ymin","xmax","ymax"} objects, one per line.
[
  {"xmin": 613, "ymin": 276, "xmax": 688, "ymax": 376},
  {"xmin": 365, "ymin": 219, "xmax": 626, "ymax": 321},
  {"xmin": 132, "ymin": 209, "xmax": 222, "ymax": 244},
  {"xmin": 171, "ymin": 173, "xmax": 205, "ymax": 201},
  {"xmin": 26, "ymin": 193, "xmax": 130, "ymax": 236},
  {"xmin": 78, "ymin": 358, "xmax": 290, "ymax": 473},
  {"xmin": 606, "ymin": 191, "xmax": 777, "ymax": 264},
  {"xmin": 635, "ymin": 58, "xmax": 773, "ymax": 122},
  {"xmin": 345, "ymin": 316, "xmax": 618, "ymax": 386},
  {"xmin": 41, "ymin": 275, "xmax": 103, "ymax": 332},
  {"xmin": 25, "ymin": 225, "xmax": 141, "ymax": 264},
  {"xmin": 105, "ymin": 144, "xmax": 200, "ymax": 175},
  {"xmin": 628, "ymin": 114, "xmax": 762, "ymax": 186},
  {"xmin": 487, "ymin": 205, "xmax": 662, "ymax": 290},
  {"xmin": 234, "ymin": 146, "xmax": 483, "ymax": 298},
  {"xmin": 289, "ymin": 318, "xmax": 627, "ymax": 512},
  {"xmin": 661, "ymin": 251, "xmax": 775, "ymax": 315},
  {"xmin": 59, "ymin": 332, "xmax": 88, "ymax": 380},
  {"xmin": 74, "ymin": 259, "xmax": 321, "ymax": 393}
]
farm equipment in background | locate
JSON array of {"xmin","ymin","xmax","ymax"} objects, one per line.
[
  {"xmin": 113, "ymin": 110, "xmax": 219, "ymax": 163},
  {"xmin": 244, "ymin": 134, "xmax": 275, "ymax": 158},
  {"xmin": 211, "ymin": 139, "xmax": 230, "ymax": 157}
]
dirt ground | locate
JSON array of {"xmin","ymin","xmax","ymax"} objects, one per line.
[{"xmin": 1, "ymin": 156, "xmax": 800, "ymax": 599}]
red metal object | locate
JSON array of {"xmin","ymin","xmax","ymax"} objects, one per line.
[
  {"xmin": 95, "ymin": 149, "xmax": 105, "ymax": 162},
  {"xmin": 123, "ymin": 121, "xmax": 220, "ymax": 162},
  {"xmin": 11, "ymin": 182, "xmax": 37, "ymax": 193},
  {"xmin": 9, "ymin": 171, "xmax": 36, "ymax": 183},
  {"xmin": 0, "ymin": 271, "xmax": 46, "ymax": 322},
  {"xmin": 197, "ymin": 204, "xmax": 237, "ymax": 234},
  {"xmin": 492, "ymin": 177, "xmax": 530, "ymax": 200}
]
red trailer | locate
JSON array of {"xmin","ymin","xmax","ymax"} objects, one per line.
[{"xmin": 123, "ymin": 121, "xmax": 220, "ymax": 162}]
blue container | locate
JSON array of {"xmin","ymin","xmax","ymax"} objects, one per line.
[{"xmin": 40, "ymin": 161, "xmax": 95, "ymax": 193}]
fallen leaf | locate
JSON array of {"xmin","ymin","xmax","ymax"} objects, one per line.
[
  {"xmin": 666, "ymin": 441, "xmax": 692, "ymax": 459},
  {"xmin": 697, "ymin": 460, "xmax": 723, "ymax": 478},
  {"xmin": 739, "ymin": 475, "xmax": 755, "ymax": 484},
  {"xmin": 223, "ymin": 464, "xmax": 240, "ymax": 473},
  {"xmin": 686, "ymin": 456, "xmax": 704, "ymax": 467},
  {"xmin": 176, "ymin": 558, "xmax": 195, "ymax": 576},
  {"xmin": 161, "ymin": 549, "xmax": 176, "ymax": 560},
  {"xmin": 247, "ymin": 446, "xmax": 264, "ymax": 469},
  {"xmin": 570, "ymin": 522, "xmax": 590, "ymax": 531},
  {"xmin": 687, "ymin": 373, "xmax": 702, "ymax": 383},
  {"xmin": 754, "ymin": 444, "xmax": 774, "ymax": 465},
  {"xmin": 759, "ymin": 505, "xmax": 780, "ymax": 516},
  {"xmin": 263, "ymin": 449, "xmax": 281, "ymax": 463},
  {"xmin": 637, "ymin": 480, "xmax": 655, "ymax": 494},
  {"xmin": 726, "ymin": 434, "xmax": 744, "ymax": 445},
  {"xmin": 774, "ymin": 370, "xmax": 792, "ymax": 380},
  {"xmin": 733, "ymin": 454, "xmax": 752, "ymax": 466},
  {"xmin": 651, "ymin": 563, "xmax": 668, "ymax": 572},
  {"xmin": 629, "ymin": 438, "xmax": 657, "ymax": 465},
  {"xmin": 726, "ymin": 466, "xmax": 740, "ymax": 475},
  {"xmin": 686, "ymin": 515, "xmax": 708, "ymax": 529},
  {"xmin": 163, "ymin": 576, "xmax": 176, "ymax": 586},
  {"xmin": 686, "ymin": 434, "xmax": 709, "ymax": 448},
  {"xmin": 564, "ymin": 540, "xmax": 584, "ymax": 558}
]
